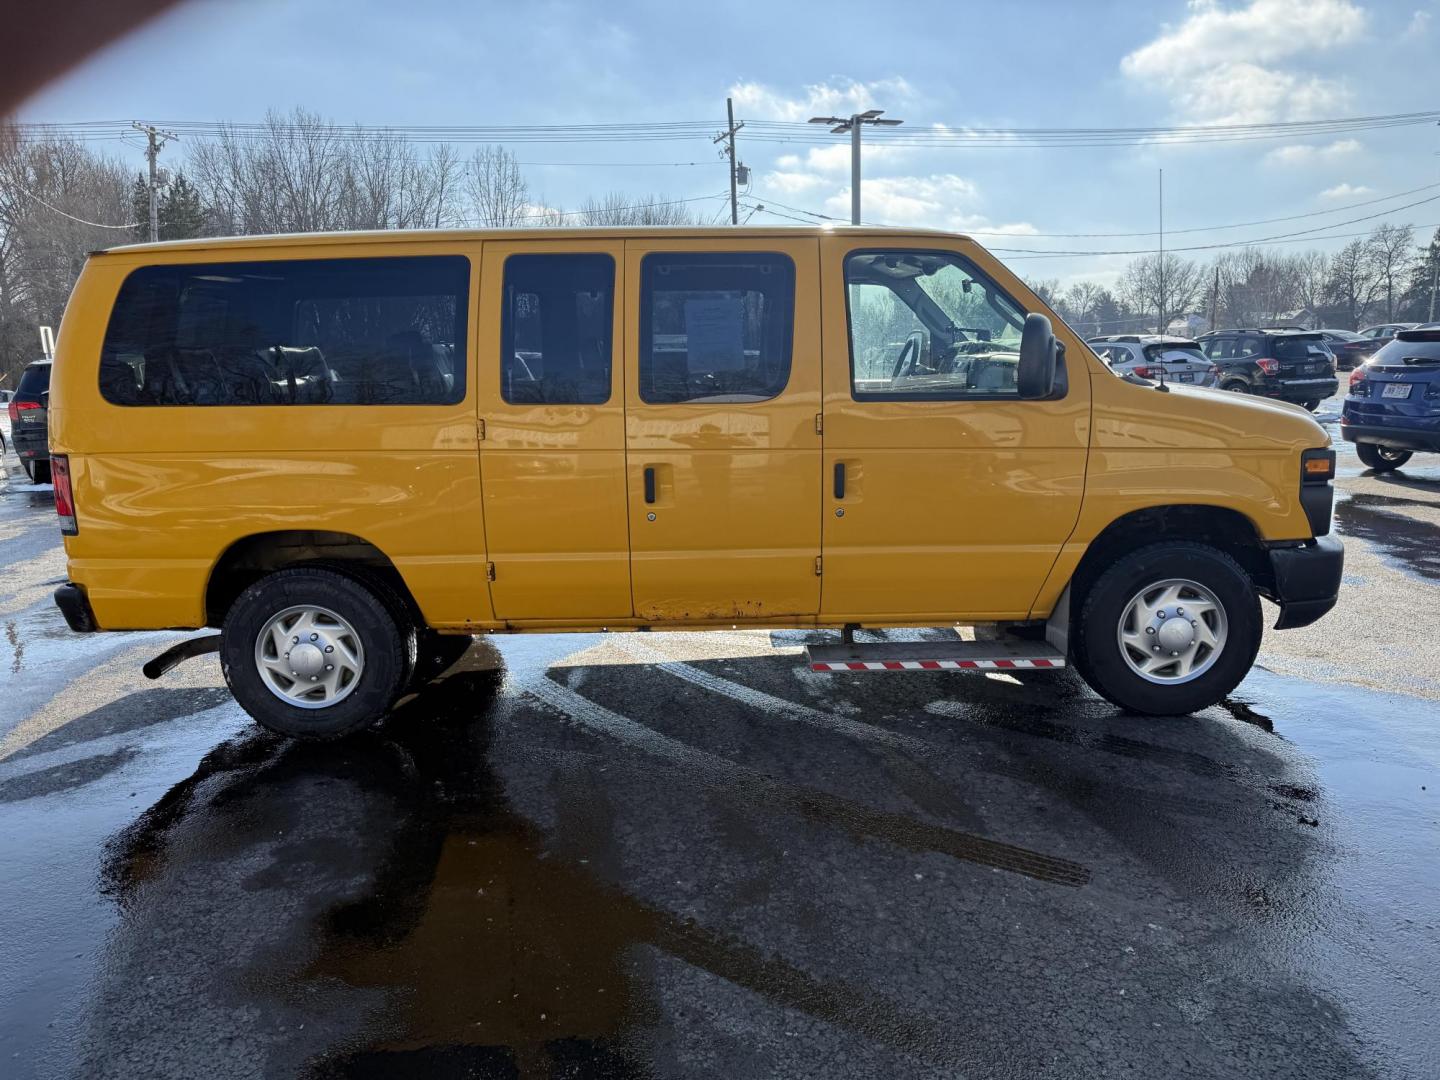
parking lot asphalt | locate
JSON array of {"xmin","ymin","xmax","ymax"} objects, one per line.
[{"xmin": 1, "ymin": 398, "xmax": 1438, "ymax": 1080}]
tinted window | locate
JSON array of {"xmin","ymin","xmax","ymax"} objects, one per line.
[
  {"xmin": 16, "ymin": 362, "xmax": 51, "ymax": 399},
  {"xmin": 1143, "ymin": 344, "xmax": 1207, "ymax": 364},
  {"xmin": 845, "ymin": 249, "xmax": 1027, "ymax": 399},
  {"xmin": 1373, "ymin": 336, "xmax": 1440, "ymax": 364},
  {"xmin": 100, "ymin": 256, "xmax": 468, "ymax": 406},
  {"xmin": 1274, "ymin": 335, "xmax": 1328, "ymax": 361},
  {"xmin": 639, "ymin": 252, "xmax": 794, "ymax": 404},
  {"xmin": 501, "ymin": 254, "xmax": 613, "ymax": 405}
]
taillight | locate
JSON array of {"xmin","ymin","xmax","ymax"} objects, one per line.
[
  {"xmin": 7, "ymin": 399, "xmax": 38, "ymax": 423},
  {"xmin": 1133, "ymin": 365, "xmax": 1151, "ymax": 379},
  {"xmin": 1256, "ymin": 358, "xmax": 1280, "ymax": 376},
  {"xmin": 1348, "ymin": 367, "xmax": 1368, "ymax": 393},
  {"xmin": 51, "ymin": 454, "xmax": 77, "ymax": 535}
]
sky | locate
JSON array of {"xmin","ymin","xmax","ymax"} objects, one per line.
[{"xmin": 17, "ymin": 0, "xmax": 1440, "ymax": 288}]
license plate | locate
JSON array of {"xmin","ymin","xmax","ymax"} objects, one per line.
[
  {"xmin": 20, "ymin": 412, "xmax": 41, "ymax": 422},
  {"xmin": 1382, "ymin": 383, "xmax": 1412, "ymax": 399},
  {"xmin": 1175, "ymin": 372, "xmax": 1194, "ymax": 383}
]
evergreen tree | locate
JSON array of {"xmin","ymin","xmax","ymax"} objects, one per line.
[
  {"xmin": 129, "ymin": 173, "xmax": 151, "ymax": 242},
  {"xmin": 159, "ymin": 171, "xmax": 205, "ymax": 240}
]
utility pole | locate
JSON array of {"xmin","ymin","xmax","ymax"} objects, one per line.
[
  {"xmin": 808, "ymin": 109, "xmax": 904, "ymax": 224},
  {"xmin": 1157, "ymin": 168, "xmax": 1165, "ymax": 332},
  {"xmin": 131, "ymin": 121, "xmax": 178, "ymax": 242},
  {"xmin": 1430, "ymin": 256, "xmax": 1438, "ymax": 322},
  {"xmin": 714, "ymin": 98, "xmax": 745, "ymax": 225},
  {"xmin": 1208, "ymin": 263, "xmax": 1220, "ymax": 333}
]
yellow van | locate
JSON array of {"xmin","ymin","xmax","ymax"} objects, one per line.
[{"xmin": 47, "ymin": 226, "xmax": 1342, "ymax": 738}]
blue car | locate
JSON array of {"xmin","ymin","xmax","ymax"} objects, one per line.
[{"xmin": 1342, "ymin": 328, "xmax": 1440, "ymax": 471}]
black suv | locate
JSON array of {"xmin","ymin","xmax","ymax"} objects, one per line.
[
  {"xmin": 8, "ymin": 358, "xmax": 52, "ymax": 483},
  {"xmin": 1197, "ymin": 329, "xmax": 1339, "ymax": 411}
]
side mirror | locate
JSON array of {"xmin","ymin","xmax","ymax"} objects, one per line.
[{"xmin": 1018, "ymin": 313, "xmax": 1062, "ymax": 399}]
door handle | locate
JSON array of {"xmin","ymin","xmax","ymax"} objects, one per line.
[
  {"xmin": 644, "ymin": 466, "xmax": 656, "ymax": 504},
  {"xmin": 833, "ymin": 462, "xmax": 845, "ymax": 499}
]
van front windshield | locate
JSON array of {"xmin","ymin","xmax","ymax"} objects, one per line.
[{"xmin": 846, "ymin": 250, "xmax": 1027, "ymax": 398}]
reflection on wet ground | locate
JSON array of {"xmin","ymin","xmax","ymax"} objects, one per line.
[{"xmin": 1335, "ymin": 493, "xmax": 1440, "ymax": 581}]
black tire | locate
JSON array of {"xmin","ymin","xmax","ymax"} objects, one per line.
[
  {"xmin": 1302, "ymin": 400, "xmax": 1321, "ymax": 412},
  {"xmin": 1072, "ymin": 542, "xmax": 1262, "ymax": 716},
  {"xmin": 1355, "ymin": 442, "xmax": 1412, "ymax": 472},
  {"xmin": 1221, "ymin": 380, "xmax": 1249, "ymax": 394},
  {"xmin": 411, "ymin": 630, "xmax": 474, "ymax": 688},
  {"xmin": 30, "ymin": 459, "xmax": 51, "ymax": 484},
  {"xmin": 220, "ymin": 567, "xmax": 409, "ymax": 740}
]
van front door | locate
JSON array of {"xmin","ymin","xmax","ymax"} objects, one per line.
[
  {"xmin": 623, "ymin": 238, "xmax": 822, "ymax": 622},
  {"xmin": 819, "ymin": 238, "xmax": 1089, "ymax": 622},
  {"xmin": 478, "ymin": 241, "xmax": 631, "ymax": 622}
]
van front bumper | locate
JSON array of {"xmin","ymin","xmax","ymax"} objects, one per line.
[
  {"xmin": 55, "ymin": 583, "xmax": 99, "ymax": 633},
  {"xmin": 1267, "ymin": 536, "xmax": 1344, "ymax": 630}
]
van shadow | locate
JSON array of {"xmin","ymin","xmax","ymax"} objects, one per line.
[
  {"xmin": 94, "ymin": 650, "xmax": 969, "ymax": 1078},
  {"xmin": 1335, "ymin": 494, "xmax": 1440, "ymax": 580}
]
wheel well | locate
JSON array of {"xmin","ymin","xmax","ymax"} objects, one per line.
[
  {"xmin": 205, "ymin": 530, "xmax": 419, "ymax": 627},
  {"xmin": 1069, "ymin": 506, "xmax": 1273, "ymax": 608}
]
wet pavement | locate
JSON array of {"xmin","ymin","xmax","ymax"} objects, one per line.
[{"xmin": 1, "ymin": 404, "xmax": 1438, "ymax": 1079}]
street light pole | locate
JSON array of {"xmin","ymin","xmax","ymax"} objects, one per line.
[{"xmin": 808, "ymin": 109, "xmax": 904, "ymax": 225}]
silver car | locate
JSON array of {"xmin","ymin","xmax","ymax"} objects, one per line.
[{"xmin": 1087, "ymin": 335, "xmax": 1219, "ymax": 387}]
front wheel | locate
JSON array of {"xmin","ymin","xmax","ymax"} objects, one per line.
[
  {"xmin": 1072, "ymin": 542, "xmax": 1262, "ymax": 716},
  {"xmin": 1355, "ymin": 442, "xmax": 1412, "ymax": 472},
  {"xmin": 220, "ymin": 567, "xmax": 409, "ymax": 740}
]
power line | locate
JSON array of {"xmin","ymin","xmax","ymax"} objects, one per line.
[
  {"xmin": 18, "ymin": 188, "xmax": 137, "ymax": 229},
  {"xmin": 14, "ymin": 108, "xmax": 1440, "ymax": 148}
]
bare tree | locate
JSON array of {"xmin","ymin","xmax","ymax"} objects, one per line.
[
  {"xmin": 1062, "ymin": 280, "xmax": 1104, "ymax": 335},
  {"xmin": 572, "ymin": 192, "xmax": 709, "ymax": 226},
  {"xmin": 466, "ymin": 146, "xmax": 531, "ymax": 227},
  {"xmin": 1366, "ymin": 223, "xmax": 1414, "ymax": 322},
  {"xmin": 1293, "ymin": 250, "xmax": 1329, "ymax": 325},
  {"xmin": 190, "ymin": 107, "xmax": 461, "ymax": 234},
  {"xmin": 1121, "ymin": 252, "xmax": 1204, "ymax": 331},
  {"xmin": 1326, "ymin": 238, "xmax": 1385, "ymax": 330},
  {"xmin": 0, "ymin": 125, "xmax": 131, "ymax": 387}
]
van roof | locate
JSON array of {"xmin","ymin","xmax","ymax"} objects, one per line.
[{"xmin": 93, "ymin": 224, "xmax": 973, "ymax": 257}]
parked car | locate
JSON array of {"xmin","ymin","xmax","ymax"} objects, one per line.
[
  {"xmin": 1342, "ymin": 327, "xmax": 1440, "ymax": 471},
  {"xmin": 1316, "ymin": 328, "xmax": 1383, "ymax": 370},
  {"xmin": 1358, "ymin": 322, "xmax": 1418, "ymax": 344},
  {"xmin": 1197, "ymin": 329, "xmax": 1339, "ymax": 410},
  {"xmin": 1086, "ymin": 335, "xmax": 1218, "ymax": 387},
  {"xmin": 8, "ymin": 358, "xmax": 52, "ymax": 482}
]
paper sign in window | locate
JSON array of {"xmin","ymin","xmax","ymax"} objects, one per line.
[{"xmin": 684, "ymin": 298, "xmax": 745, "ymax": 372}]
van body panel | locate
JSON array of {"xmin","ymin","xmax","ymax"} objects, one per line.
[
  {"xmin": 817, "ymin": 236, "xmax": 1090, "ymax": 621},
  {"xmin": 476, "ymin": 240, "xmax": 631, "ymax": 621},
  {"xmin": 622, "ymin": 236, "xmax": 823, "ymax": 621},
  {"xmin": 52, "ymin": 240, "xmax": 490, "ymax": 631},
  {"xmin": 48, "ymin": 226, "xmax": 1333, "ymax": 640}
]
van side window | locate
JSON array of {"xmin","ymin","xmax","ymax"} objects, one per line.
[
  {"xmin": 639, "ymin": 252, "xmax": 794, "ymax": 404},
  {"xmin": 501, "ymin": 254, "xmax": 613, "ymax": 405},
  {"xmin": 845, "ymin": 249, "xmax": 1027, "ymax": 400},
  {"xmin": 99, "ymin": 256, "xmax": 468, "ymax": 406}
]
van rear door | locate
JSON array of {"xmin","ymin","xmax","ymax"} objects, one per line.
[
  {"xmin": 623, "ymin": 237, "xmax": 822, "ymax": 621},
  {"xmin": 477, "ymin": 240, "xmax": 632, "ymax": 621}
]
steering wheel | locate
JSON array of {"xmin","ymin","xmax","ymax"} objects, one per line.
[{"xmin": 890, "ymin": 330, "xmax": 926, "ymax": 379}]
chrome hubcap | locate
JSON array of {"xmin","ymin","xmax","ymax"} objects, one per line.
[
  {"xmin": 1117, "ymin": 578, "xmax": 1227, "ymax": 685},
  {"xmin": 254, "ymin": 605, "xmax": 364, "ymax": 709}
]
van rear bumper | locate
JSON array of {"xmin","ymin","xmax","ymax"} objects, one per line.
[
  {"xmin": 1267, "ymin": 536, "xmax": 1344, "ymax": 630},
  {"xmin": 54, "ymin": 583, "xmax": 99, "ymax": 633}
]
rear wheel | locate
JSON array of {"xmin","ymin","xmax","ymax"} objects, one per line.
[
  {"xmin": 1355, "ymin": 442, "xmax": 1412, "ymax": 472},
  {"xmin": 220, "ymin": 567, "xmax": 408, "ymax": 740},
  {"xmin": 1302, "ymin": 400, "xmax": 1321, "ymax": 412},
  {"xmin": 1072, "ymin": 542, "xmax": 1261, "ymax": 716},
  {"xmin": 1221, "ymin": 380, "xmax": 1249, "ymax": 394}
]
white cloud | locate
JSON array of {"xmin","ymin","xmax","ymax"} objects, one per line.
[
  {"xmin": 729, "ymin": 77, "xmax": 914, "ymax": 122},
  {"xmin": 1121, "ymin": 0, "xmax": 1366, "ymax": 124},
  {"xmin": 1407, "ymin": 9, "xmax": 1432, "ymax": 34},
  {"xmin": 1264, "ymin": 138, "xmax": 1362, "ymax": 165},
  {"xmin": 1319, "ymin": 182, "xmax": 1374, "ymax": 198}
]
